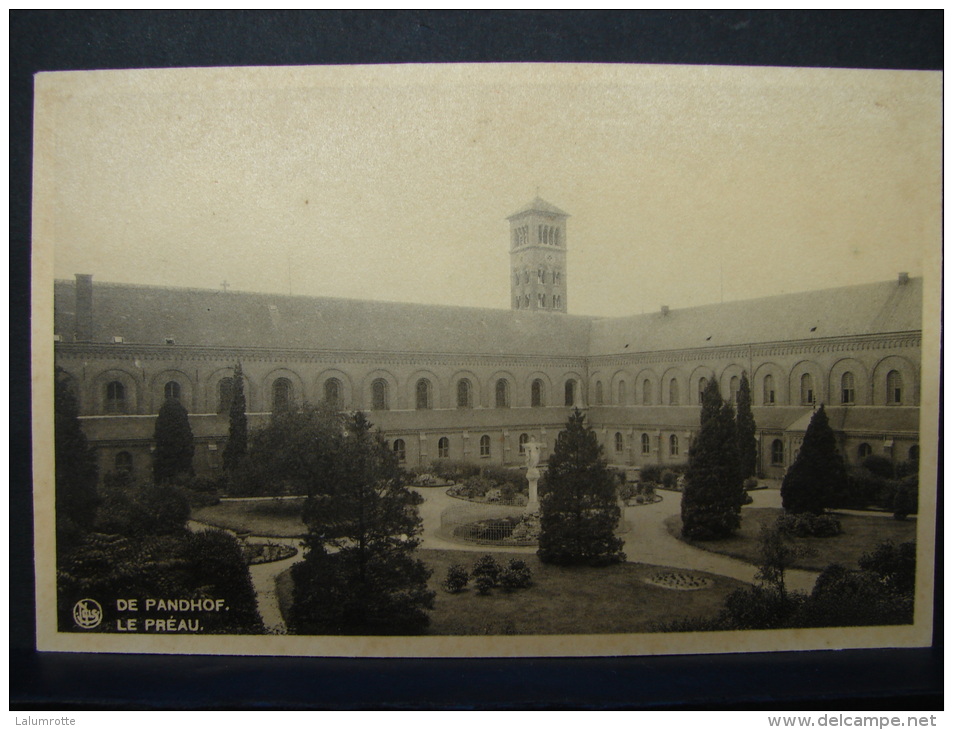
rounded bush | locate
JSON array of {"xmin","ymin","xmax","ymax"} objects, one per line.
[{"xmin": 443, "ymin": 564, "xmax": 470, "ymax": 593}]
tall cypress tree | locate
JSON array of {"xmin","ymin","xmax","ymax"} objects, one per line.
[
  {"xmin": 537, "ymin": 408, "xmax": 626, "ymax": 566},
  {"xmin": 153, "ymin": 397, "xmax": 195, "ymax": 484},
  {"xmin": 54, "ymin": 368, "xmax": 99, "ymax": 545},
  {"xmin": 222, "ymin": 362, "xmax": 248, "ymax": 473},
  {"xmin": 682, "ymin": 380, "xmax": 744, "ymax": 540},
  {"xmin": 736, "ymin": 372, "xmax": 758, "ymax": 481},
  {"xmin": 781, "ymin": 405, "xmax": 847, "ymax": 514}
]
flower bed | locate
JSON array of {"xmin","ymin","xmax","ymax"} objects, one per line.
[
  {"xmin": 645, "ymin": 571, "xmax": 713, "ymax": 591},
  {"xmin": 451, "ymin": 514, "xmax": 540, "ymax": 546}
]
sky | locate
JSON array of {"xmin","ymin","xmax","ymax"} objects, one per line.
[{"xmin": 38, "ymin": 64, "xmax": 941, "ymax": 319}]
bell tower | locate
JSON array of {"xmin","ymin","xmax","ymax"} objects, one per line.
[{"xmin": 507, "ymin": 196, "xmax": 569, "ymax": 313}]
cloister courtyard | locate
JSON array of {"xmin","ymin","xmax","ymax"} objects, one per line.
[{"xmin": 191, "ymin": 484, "xmax": 916, "ymax": 635}]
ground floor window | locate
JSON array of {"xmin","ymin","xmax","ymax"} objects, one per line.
[
  {"xmin": 641, "ymin": 433, "xmax": 651, "ymax": 454},
  {"xmin": 479, "ymin": 434, "xmax": 491, "ymax": 457},
  {"xmin": 614, "ymin": 432, "xmax": 624, "ymax": 452},
  {"xmin": 438, "ymin": 437, "xmax": 450, "ymax": 458},
  {"xmin": 858, "ymin": 442, "xmax": 872, "ymax": 460},
  {"xmin": 770, "ymin": 439, "xmax": 784, "ymax": 466},
  {"xmin": 393, "ymin": 438, "xmax": 406, "ymax": 463},
  {"xmin": 669, "ymin": 434, "xmax": 679, "ymax": 456}
]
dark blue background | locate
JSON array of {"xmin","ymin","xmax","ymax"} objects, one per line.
[{"xmin": 10, "ymin": 10, "xmax": 943, "ymax": 710}]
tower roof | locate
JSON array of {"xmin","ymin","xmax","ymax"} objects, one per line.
[{"xmin": 507, "ymin": 196, "xmax": 569, "ymax": 220}]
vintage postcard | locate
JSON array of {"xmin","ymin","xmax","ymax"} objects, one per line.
[{"xmin": 32, "ymin": 63, "xmax": 940, "ymax": 657}]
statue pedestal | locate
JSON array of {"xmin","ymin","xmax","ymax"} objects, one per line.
[{"xmin": 526, "ymin": 466, "xmax": 540, "ymax": 514}]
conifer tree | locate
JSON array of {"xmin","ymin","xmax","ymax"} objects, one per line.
[
  {"xmin": 152, "ymin": 396, "xmax": 195, "ymax": 484},
  {"xmin": 781, "ymin": 405, "xmax": 847, "ymax": 514},
  {"xmin": 736, "ymin": 372, "xmax": 758, "ymax": 481},
  {"xmin": 222, "ymin": 362, "xmax": 248, "ymax": 473},
  {"xmin": 681, "ymin": 380, "xmax": 744, "ymax": 540},
  {"xmin": 537, "ymin": 408, "xmax": 625, "ymax": 566},
  {"xmin": 54, "ymin": 368, "xmax": 99, "ymax": 545},
  {"xmin": 291, "ymin": 411, "xmax": 435, "ymax": 634}
]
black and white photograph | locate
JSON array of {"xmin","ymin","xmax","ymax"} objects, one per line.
[{"xmin": 32, "ymin": 62, "xmax": 940, "ymax": 658}]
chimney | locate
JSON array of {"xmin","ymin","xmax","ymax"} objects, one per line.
[
  {"xmin": 898, "ymin": 272, "xmax": 909, "ymax": 286},
  {"xmin": 75, "ymin": 274, "xmax": 93, "ymax": 341},
  {"xmin": 661, "ymin": 305, "xmax": 669, "ymax": 316}
]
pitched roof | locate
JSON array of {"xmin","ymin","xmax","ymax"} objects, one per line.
[
  {"xmin": 507, "ymin": 196, "xmax": 569, "ymax": 219},
  {"xmin": 54, "ymin": 275, "xmax": 922, "ymax": 359},
  {"xmin": 54, "ymin": 280, "xmax": 594, "ymax": 357},
  {"xmin": 587, "ymin": 278, "xmax": 922, "ymax": 356}
]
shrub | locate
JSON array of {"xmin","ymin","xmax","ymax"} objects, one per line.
[
  {"xmin": 740, "ymin": 491, "xmax": 753, "ymax": 506},
  {"xmin": 892, "ymin": 476, "xmax": 918, "ymax": 520},
  {"xmin": 861, "ymin": 455, "xmax": 895, "ymax": 479},
  {"xmin": 619, "ymin": 483, "xmax": 638, "ymax": 502},
  {"xmin": 96, "ymin": 484, "xmax": 191, "ymax": 538},
  {"xmin": 499, "ymin": 559, "xmax": 533, "ymax": 592},
  {"xmin": 797, "ymin": 564, "xmax": 913, "ymax": 627},
  {"xmin": 639, "ymin": 482, "xmax": 656, "ymax": 499},
  {"xmin": 102, "ymin": 470, "xmax": 135, "ymax": 490},
  {"xmin": 719, "ymin": 585, "xmax": 803, "ymax": 630},
  {"xmin": 858, "ymin": 541, "xmax": 916, "ymax": 596},
  {"xmin": 661, "ymin": 470, "xmax": 678, "ymax": 489},
  {"xmin": 443, "ymin": 564, "xmax": 470, "ymax": 594},
  {"xmin": 743, "ymin": 477, "xmax": 759, "ymax": 490},
  {"xmin": 471, "ymin": 554, "xmax": 502, "ymax": 587},
  {"xmin": 640, "ymin": 464, "xmax": 662, "ymax": 484},
  {"xmin": 775, "ymin": 512, "xmax": 842, "ymax": 538},
  {"xmin": 634, "ymin": 495, "xmax": 645, "ymax": 504}
]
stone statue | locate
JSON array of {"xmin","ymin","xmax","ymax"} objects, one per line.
[{"xmin": 524, "ymin": 440, "xmax": 543, "ymax": 513}]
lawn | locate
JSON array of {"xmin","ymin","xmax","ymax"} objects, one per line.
[
  {"xmin": 192, "ymin": 498, "xmax": 307, "ymax": 537},
  {"xmin": 275, "ymin": 548, "xmax": 748, "ymax": 635},
  {"xmin": 665, "ymin": 508, "xmax": 917, "ymax": 571}
]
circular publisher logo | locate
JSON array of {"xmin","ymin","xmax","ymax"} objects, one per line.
[{"xmin": 72, "ymin": 599, "xmax": 103, "ymax": 629}]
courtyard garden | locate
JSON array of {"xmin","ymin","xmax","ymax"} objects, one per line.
[
  {"xmin": 275, "ymin": 548, "xmax": 748, "ymax": 635},
  {"xmin": 665, "ymin": 507, "xmax": 917, "ymax": 571}
]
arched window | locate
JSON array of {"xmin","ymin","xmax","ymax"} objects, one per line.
[
  {"xmin": 642, "ymin": 379, "xmax": 653, "ymax": 405},
  {"xmin": 371, "ymin": 378, "xmax": 388, "ymax": 410},
  {"xmin": 858, "ymin": 442, "xmax": 873, "ymax": 460},
  {"xmin": 800, "ymin": 373, "xmax": 814, "ymax": 405},
  {"xmin": 729, "ymin": 376, "xmax": 740, "ymax": 404},
  {"xmin": 519, "ymin": 433, "xmax": 529, "ymax": 453},
  {"xmin": 537, "ymin": 293, "xmax": 546, "ymax": 308},
  {"xmin": 392, "ymin": 439, "xmax": 406, "ymax": 463},
  {"xmin": 105, "ymin": 380, "xmax": 126, "ymax": 413},
  {"xmin": 495, "ymin": 379, "xmax": 509, "ymax": 408},
  {"xmin": 564, "ymin": 379, "xmax": 575, "ymax": 407},
  {"xmin": 841, "ymin": 372, "xmax": 855, "ymax": 405},
  {"xmin": 908, "ymin": 444, "xmax": 919, "ymax": 463},
  {"xmin": 416, "ymin": 378, "xmax": 432, "ymax": 410},
  {"xmin": 456, "ymin": 379, "xmax": 472, "ymax": 409},
  {"xmin": 669, "ymin": 434, "xmax": 679, "ymax": 456},
  {"xmin": 617, "ymin": 380, "xmax": 627, "ymax": 405},
  {"xmin": 553, "ymin": 294, "xmax": 562, "ymax": 308},
  {"xmin": 641, "ymin": 433, "xmax": 651, "ymax": 454},
  {"xmin": 480, "ymin": 434, "xmax": 491, "ymax": 457},
  {"xmin": 764, "ymin": 374, "xmax": 775, "ymax": 405},
  {"xmin": 698, "ymin": 377, "xmax": 708, "ymax": 404},
  {"xmin": 217, "ymin": 377, "xmax": 234, "ymax": 414},
  {"xmin": 771, "ymin": 439, "xmax": 784, "ymax": 466},
  {"xmin": 614, "ymin": 432, "xmax": 624, "ymax": 452},
  {"xmin": 115, "ymin": 451, "xmax": 133, "ymax": 474},
  {"xmin": 324, "ymin": 378, "xmax": 343, "ymax": 410},
  {"xmin": 438, "ymin": 437, "xmax": 450, "ymax": 459},
  {"xmin": 523, "ymin": 294, "xmax": 530, "ymax": 308},
  {"xmin": 594, "ymin": 381, "xmax": 604, "ymax": 406},
  {"xmin": 164, "ymin": 380, "xmax": 180, "ymax": 401},
  {"xmin": 272, "ymin": 378, "xmax": 292, "ymax": 412},
  {"xmin": 887, "ymin": 370, "xmax": 903, "ymax": 404},
  {"xmin": 531, "ymin": 379, "xmax": 544, "ymax": 408},
  {"xmin": 669, "ymin": 378, "xmax": 680, "ymax": 406}
]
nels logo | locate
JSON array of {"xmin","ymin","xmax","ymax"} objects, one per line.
[{"xmin": 72, "ymin": 599, "xmax": 103, "ymax": 629}]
